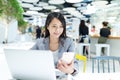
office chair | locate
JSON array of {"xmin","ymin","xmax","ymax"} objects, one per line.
[
  {"xmin": 92, "ymin": 56, "xmax": 120, "ymax": 73},
  {"xmin": 75, "ymin": 53, "xmax": 87, "ymax": 72}
]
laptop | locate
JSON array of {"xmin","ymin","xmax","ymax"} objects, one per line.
[{"xmin": 4, "ymin": 49, "xmax": 56, "ymax": 80}]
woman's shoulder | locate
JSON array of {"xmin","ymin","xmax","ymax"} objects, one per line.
[
  {"xmin": 36, "ymin": 38, "xmax": 45, "ymax": 43},
  {"xmin": 62, "ymin": 37, "xmax": 73, "ymax": 43}
]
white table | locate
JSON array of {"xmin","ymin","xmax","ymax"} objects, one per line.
[
  {"xmin": 1, "ymin": 52, "xmax": 120, "ymax": 80},
  {"xmin": 0, "ymin": 53, "xmax": 13, "ymax": 80}
]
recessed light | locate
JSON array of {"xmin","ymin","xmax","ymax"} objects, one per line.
[{"xmin": 65, "ymin": 0, "xmax": 83, "ymax": 3}]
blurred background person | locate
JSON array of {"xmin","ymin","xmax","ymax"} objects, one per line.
[
  {"xmin": 91, "ymin": 25, "xmax": 96, "ymax": 35},
  {"xmin": 98, "ymin": 21, "xmax": 111, "ymax": 55},
  {"xmin": 78, "ymin": 20, "xmax": 90, "ymax": 57},
  {"xmin": 36, "ymin": 25, "xmax": 41, "ymax": 39}
]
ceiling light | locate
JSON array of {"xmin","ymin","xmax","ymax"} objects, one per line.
[
  {"xmin": 37, "ymin": 2, "xmax": 48, "ymax": 7},
  {"xmin": 52, "ymin": 9, "xmax": 61, "ymax": 12},
  {"xmin": 49, "ymin": 0, "xmax": 65, "ymax": 5},
  {"xmin": 26, "ymin": 11, "xmax": 38, "ymax": 15},
  {"xmin": 21, "ymin": 3, "xmax": 33, "ymax": 8},
  {"xmin": 43, "ymin": 6, "xmax": 56, "ymax": 10},
  {"xmin": 92, "ymin": 1, "xmax": 108, "ymax": 6},
  {"xmin": 21, "ymin": 0, "xmax": 39, "ymax": 3},
  {"xmin": 63, "ymin": 7, "xmax": 76, "ymax": 11},
  {"xmin": 30, "ymin": 7, "xmax": 43, "ymax": 11},
  {"xmin": 65, "ymin": 0, "xmax": 83, "ymax": 3}
]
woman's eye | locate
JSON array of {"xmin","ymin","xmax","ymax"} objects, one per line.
[
  {"xmin": 52, "ymin": 25, "xmax": 63, "ymax": 28},
  {"xmin": 60, "ymin": 26, "xmax": 63, "ymax": 28},
  {"xmin": 53, "ymin": 26, "xmax": 56, "ymax": 27}
]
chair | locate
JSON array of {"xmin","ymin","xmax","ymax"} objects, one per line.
[
  {"xmin": 92, "ymin": 56, "xmax": 120, "ymax": 73},
  {"xmin": 75, "ymin": 54, "xmax": 87, "ymax": 72},
  {"xmin": 95, "ymin": 44, "xmax": 110, "ymax": 56},
  {"xmin": 77, "ymin": 43, "xmax": 90, "ymax": 58}
]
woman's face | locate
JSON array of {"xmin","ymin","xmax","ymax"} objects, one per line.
[{"xmin": 47, "ymin": 18, "xmax": 64, "ymax": 38}]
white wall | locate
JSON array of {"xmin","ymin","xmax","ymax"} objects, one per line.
[
  {"xmin": 0, "ymin": 20, "xmax": 18, "ymax": 43},
  {"xmin": 7, "ymin": 20, "xmax": 18, "ymax": 43},
  {"xmin": 0, "ymin": 22, "xmax": 5, "ymax": 43}
]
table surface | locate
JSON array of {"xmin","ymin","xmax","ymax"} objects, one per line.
[
  {"xmin": 1, "ymin": 52, "xmax": 120, "ymax": 80},
  {"xmin": 91, "ymin": 34, "xmax": 120, "ymax": 39},
  {"xmin": 0, "ymin": 42, "xmax": 120, "ymax": 80}
]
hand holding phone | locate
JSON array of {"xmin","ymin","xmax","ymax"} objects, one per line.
[{"xmin": 61, "ymin": 52, "xmax": 75, "ymax": 64}]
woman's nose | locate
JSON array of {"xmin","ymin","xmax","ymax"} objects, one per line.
[{"xmin": 56, "ymin": 27, "xmax": 61, "ymax": 31}]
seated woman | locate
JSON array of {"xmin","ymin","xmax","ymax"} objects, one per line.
[{"xmin": 31, "ymin": 12, "xmax": 79, "ymax": 79}]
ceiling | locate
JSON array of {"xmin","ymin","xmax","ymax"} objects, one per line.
[{"xmin": 17, "ymin": 0, "xmax": 120, "ymax": 24}]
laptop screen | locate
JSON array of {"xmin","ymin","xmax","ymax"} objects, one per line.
[{"xmin": 4, "ymin": 49, "xmax": 56, "ymax": 80}]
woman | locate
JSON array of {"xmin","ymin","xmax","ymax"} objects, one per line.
[
  {"xmin": 98, "ymin": 21, "xmax": 111, "ymax": 55},
  {"xmin": 36, "ymin": 25, "xmax": 41, "ymax": 39},
  {"xmin": 79, "ymin": 20, "xmax": 90, "ymax": 56},
  {"xmin": 31, "ymin": 12, "xmax": 78, "ymax": 78}
]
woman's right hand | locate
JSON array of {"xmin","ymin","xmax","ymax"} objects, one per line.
[{"xmin": 57, "ymin": 59, "xmax": 74, "ymax": 74}]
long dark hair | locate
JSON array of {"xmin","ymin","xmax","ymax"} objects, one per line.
[
  {"xmin": 44, "ymin": 12, "xmax": 67, "ymax": 38},
  {"xmin": 79, "ymin": 20, "xmax": 86, "ymax": 27}
]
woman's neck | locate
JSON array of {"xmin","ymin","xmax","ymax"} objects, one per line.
[
  {"xmin": 49, "ymin": 37, "xmax": 59, "ymax": 44},
  {"xmin": 49, "ymin": 37, "xmax": 59, "ymax": 51}
]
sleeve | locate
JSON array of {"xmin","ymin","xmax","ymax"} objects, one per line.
[{"xmin": 67, "ymin": 38, "xmax": 75, "ymax": 52}]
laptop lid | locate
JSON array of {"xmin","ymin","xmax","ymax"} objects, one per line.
[{"xmin": 4, "ymin": 49, "xmax": 56, "ymax": 80}]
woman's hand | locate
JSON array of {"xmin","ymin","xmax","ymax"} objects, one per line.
[{"xmin": 57, "ymin": 59, "xmax": 74, "ymax": 74}]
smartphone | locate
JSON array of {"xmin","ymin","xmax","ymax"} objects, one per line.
[{"xmin": 61, "ymin": 52, "xmax": 75, "ymax": 64}]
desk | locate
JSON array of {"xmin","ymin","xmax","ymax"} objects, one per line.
[
  {"xmin": 0, "ymin": 42, "xmax": 35, "ymax": 80},
  {"xmin": 0, "ymin": 53, "xmax": 12, "ymax": 80},
  {"xmin": 91, "ymin": 34, "xmax": 120, "ymax": 39},
  {"xmin": 74, "ymin": 73, "xmax": 120, "ymax": 80},
  {"xmin": 0, "ymin": 53, "xmax": 120, "ymax": 80}
]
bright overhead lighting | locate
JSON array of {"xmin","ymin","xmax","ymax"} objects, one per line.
[
  {"xmin": 26, "ymin": 11, "xmax": 38, "ymax": 15},
  {"xmin": 30, "ymin": 7, "xmax": 43, "ymax": 11},
  {"xmin": 92, "ymin": 1, "xmax": 108, "ymax": 6},
  {"xmin": 21, "ymin": 0, "xmax": 39, "ymax": 3},
  {"xmin": 49, "ymin": 0, "xmax": 65, "ymax": 5},
  {"xmin": 63, "ymin": 7, "xmax": 76, "ymax": 11},
  {"xmin": 65, "ymin": 0, "xmax": 83, "ymax": 3},
  {"xmin": 43, "ymin": 6, "xmax": 56, "ymax": 10},
  {"xmin": 37, "ymin": 2, "xmax": 48, "ymax": 7},
  {"xmin": 21, "ymin": 3, "xmax": 33, "ymax": 8},
  {"xmin": 52, "ymin": 9, "xmax": 61, "ymax": 12}
]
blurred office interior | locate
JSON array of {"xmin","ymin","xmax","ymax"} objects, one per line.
[{"xmin": 0, "ymin": 0, "xmax": 120, "ymax": 79}]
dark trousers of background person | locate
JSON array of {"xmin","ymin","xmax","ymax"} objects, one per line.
[
  {"xmin": 98, "ymin": 36, "xmax": 107, "ymax": 55},
  {"xmin": 79, "ymin": 35, "xmax": 90, "ymax": 56},
  {"xmin": 36, "ymin": 34, "xmax": 40, "ymax": 39}
]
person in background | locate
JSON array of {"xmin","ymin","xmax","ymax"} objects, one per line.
[
  {"xmin": 86, "ymin": 20, "xmax": 92, "ymax": 35},
  {"xmin": 28, "ymin": 24, "xmax": 33, "ymax": 33},
  {"xmin": 91, "ymin": 25, "xmax": 96, "ymax": 35},
  {"xmin": 31, "ymin": 12, "xmax": 79, "ymax": 79},
  {"xmin": 36, "ymin": 25, "xmax": 41, "ymax": 39},
  {"xmin": 79, "ymin": 20, "xmax": 90, "ymax": 56},
  {"xmin": 98, "ymin": 21, "xmax": 111, "ymax": 55}
]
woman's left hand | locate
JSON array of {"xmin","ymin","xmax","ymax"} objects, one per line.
[{"xmin": 57, "ymin": 59, "xmax": 74, "ymax": 74}]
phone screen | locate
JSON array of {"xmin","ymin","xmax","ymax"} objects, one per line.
[{"xmin": 61, "ymin": 52, "xmax": 75, "ymax": 64}]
